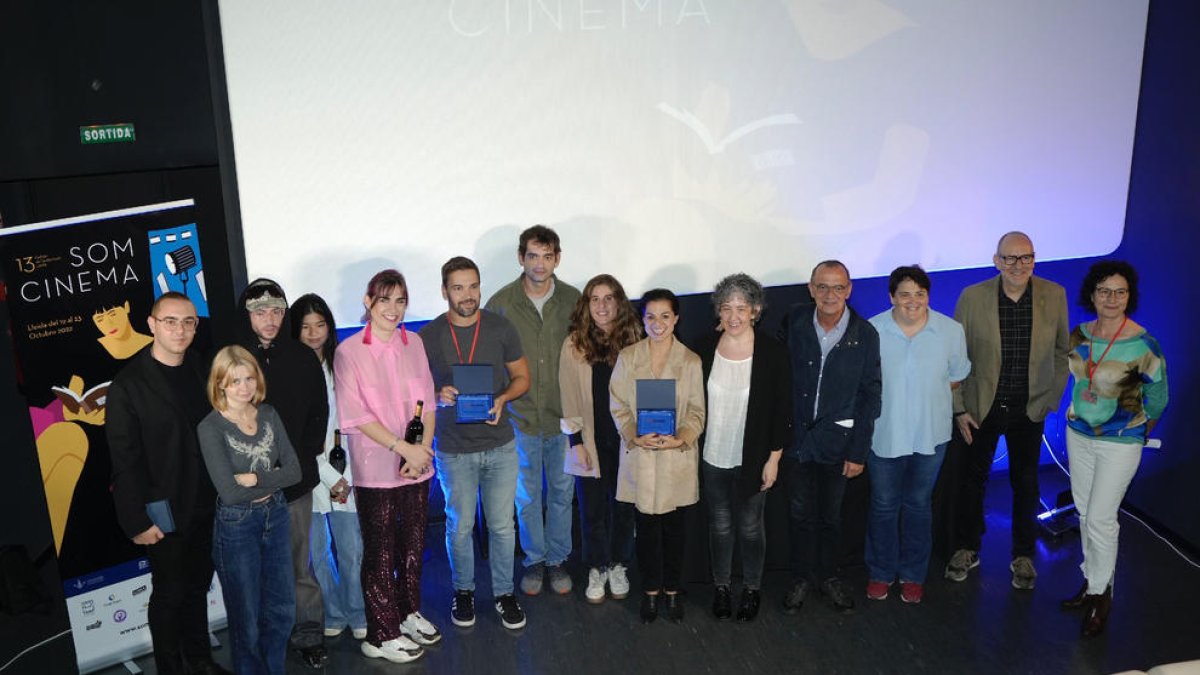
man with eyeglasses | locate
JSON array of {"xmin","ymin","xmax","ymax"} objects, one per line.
[
  {"xmin": 234, "ymin": 278, "xmax": 330, "ymax": 669},
  {"xmin": 108, "ymin": 292, "xmax": 231, "ymax": 675},
  {"xmin": 943, "ymin": 231, "xmax": 1069, "ymax": 590},
  {"xmin": 779, "ymin": 260, "xmax": 881, "ymax": 614}
]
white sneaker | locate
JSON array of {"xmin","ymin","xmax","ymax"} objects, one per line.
[
  {"xmin": 400, "ymin": 611, "xmax": 442, "ymax": 645},
  {"xmin": 608, "ymin": 563, "xmax": 630, "ymax": 599},
  {"xmin": 361, "ymin": 636, "xmax": 423, "ymax": 663},
  {"xmin": 351, "ymin": 627, "xmax": 367, "ymax": 640},
  {"xmin": 585, "ymin": 568, "xmax": 608, "ymax": 604},
  {"xmin": 323, "ymin": 626, "xmax": 345, "ymax": 637}
]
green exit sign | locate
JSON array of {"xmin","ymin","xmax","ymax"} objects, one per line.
[{"xmin": 79, "ymin": 123, "xmax": 136, "ymax": 144}]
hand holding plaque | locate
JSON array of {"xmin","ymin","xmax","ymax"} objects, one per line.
[{"xmin": 636, "ymin": 378, "xmax": 676, "ymax": 437}]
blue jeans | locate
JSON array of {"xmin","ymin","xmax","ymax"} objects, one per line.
[
  {"xmin": 866, "ymin": 443, "xmax": 948, "ymax": 584},
  {"xmin": 310, "ymin": 510, "xmax": 366, "ymax": 632},
  {"xmin": 514, "ymin": 430, "xmax": 574, "ymax": 567},
  {"xmin": 436, "ymin": 440, "xmax": 520, "ymax": 596},
  {"xmin": 212, "ymin": 491, "xmax": 295, "ymax": 675}
]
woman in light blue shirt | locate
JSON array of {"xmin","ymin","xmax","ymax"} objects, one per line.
[{"xmin": 865, "ymin": 266, "xmax": 970, "ymax": 604}]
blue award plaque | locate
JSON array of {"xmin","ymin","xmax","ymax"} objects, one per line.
[
  {"xmin": 145, "ymin": 499, "xmax": 176, "ymax": 533},
  {"xmin": 636, "ymin": 378, "xmax": 677, "ymax": 436},
  {"xmin": 453, "ymin": 364, "xmax": 495, "ymax": 424}
]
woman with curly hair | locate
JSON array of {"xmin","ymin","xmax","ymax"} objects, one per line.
[
  {"xmin": 559, "ymin": 274, "xmax": 643, "ymax": 604},
  {"xmin": 1061, "ymin": 260, "xmax": 1168, "ymax": 638}
]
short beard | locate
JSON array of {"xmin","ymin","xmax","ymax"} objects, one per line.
[{"xmin": 452, "ymin": 302, "xmax": 478, "ymax": 319}]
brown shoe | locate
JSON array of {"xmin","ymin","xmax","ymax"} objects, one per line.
[
  {"xmin": 1060, "ymin": 580, "xmax": 1089, "ymax": 610},
  {"xmin": 1081, "ymin": 586, "xmax": 1112, "ymax": 638}
]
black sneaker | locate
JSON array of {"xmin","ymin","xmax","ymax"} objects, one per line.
[
  {"xmin": 494, "ymin": 594, "xmax": 527, "ymax": 630},
  {"xmin": 781, "ymin": 580, "xmax": 809, "ymax": 615},
  {"xmin": 820, "ymin": 577, "xmax": 855, "ymax": 612},
  {"xmin": 451, "ymin": 589, "xmax": 475, "ymax": 627},
  {"xmin": 296, "ymin": 645, "xmax": 328, "ymax": 670}
]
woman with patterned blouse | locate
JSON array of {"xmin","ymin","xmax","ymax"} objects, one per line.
[{"xmin": 1061, "ymin": 260, "xmax": 1168, "ymax": 638}]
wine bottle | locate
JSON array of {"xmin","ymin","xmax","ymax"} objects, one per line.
[
  {"xmin": 329, "ymin": 430, "xmax": 347, "ymax": 474},
  {"xmin": 404, "ymin": 400, "xmax": 425, "ymax": 445}
]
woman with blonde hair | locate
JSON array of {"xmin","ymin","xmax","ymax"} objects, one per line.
[{"xmin": 198, "ymin": 345, "xmax": 301, "ymax": 675}]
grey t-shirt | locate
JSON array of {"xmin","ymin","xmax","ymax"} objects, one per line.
[
  {"xmin": 419, "ymin": 309, "xmax": 525, "ymax": 454},
  {"xmin": 198, "ymin": 403, "xmax": 301, "ymax": 505}
]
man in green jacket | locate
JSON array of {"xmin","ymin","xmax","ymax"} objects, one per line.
[{"xmin": 485, "ymin": 225, "xmax": 582, "ymax": 596}]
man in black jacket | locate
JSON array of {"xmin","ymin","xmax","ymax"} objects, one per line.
[
  {"xmin": 107, "ymin": 292, "xmax": 229, "ymax": 675},
  {"xmin": 234, "ymin": 278, "xmax": 329, "ymax": 669},
  {"xmin": 779, "ymin": 261, "xmax": 881, "ymax": 614}
]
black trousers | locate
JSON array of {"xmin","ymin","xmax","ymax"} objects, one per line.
[
  {"xmin": 782, "ymin": 458, "xmax": 848, "ymax": 583},
  {"xmin": 145, "ymin": 512, "xmax": 216, "ymax": 675},
  {"xmin": 577, "ymin": 438, "xmax": 635, "ymax": 570},
  {"xmin": 952, "ymin": 400, "xmax": 1045, "ymax": 558},
  {"xmin": 635, "ymin": 507, "xmax": 688, "ymax": 593}
]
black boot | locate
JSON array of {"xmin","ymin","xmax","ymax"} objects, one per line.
[
  {"xmin": 640, "ymin": 593, "xmax": 659, "ymax": 624},
  {"xmin": 712, "ymin": 585, "xmax": 733, "ymax": 620},
  {"xmin": 1081, "ymin": 586, "xmax": 1113, "ymax": 638},
  {"xmin": 736, "ymin": 588, "xmax": 761, "ymax": 622},
  {"xmin": 1060, "ymin": 580, "xmax": 1088, "ymax": 610},
  {"xmin": 665, "ymin": 592, "xmax": 684, "ymax": 623}
]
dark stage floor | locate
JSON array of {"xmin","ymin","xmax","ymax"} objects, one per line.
[{"xmin": 97, "ymin": 467, "xmax": 1200, "ymax": 675}]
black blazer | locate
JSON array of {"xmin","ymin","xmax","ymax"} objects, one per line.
[
  {"xmin": 106, "ymin": 347, "xmax": 216, "ymax": 539},
  {"xmin": 698, "ymin": 328, "xmax": 794, "ymax": 498},
  {"xmin": 780, "ymin": 303, "xmax": 881, "ymax": 465}
]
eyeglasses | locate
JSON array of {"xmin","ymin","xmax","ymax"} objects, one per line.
[
  {"xmin": 999, "ymin": 254, "xmax": 1036, "ymax": 267},
  {"xmin": 1094, "ymin": 287, "xmax": 1129, "ymax": 300},
  {"xmin": 155, "ymin": 316, "xmax": 198, "ymax": 331},
  {"xmin": 812, "ymin": 283, "xmax": 849, "ymax": 296}
]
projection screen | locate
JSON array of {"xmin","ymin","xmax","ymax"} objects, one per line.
[{"xmin": 219, "ymin": 0, "xmax": 1148, "ymax": 322}]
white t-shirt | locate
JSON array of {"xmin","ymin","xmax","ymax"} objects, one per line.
[{"xmin": 703, "ymin": 352, "xmax": 752, "ymax": 469}]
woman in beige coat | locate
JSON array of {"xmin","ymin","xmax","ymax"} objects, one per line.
[
  {"xmin": 610, "ymin": 288, "xmax": 706, "ymax": 623},
  {"xmin": 559, "ymin": 275, "xmax": 643, "ymax": 604}
]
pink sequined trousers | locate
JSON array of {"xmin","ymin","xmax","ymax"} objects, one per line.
[{"xmin": 354, "ymin": 483, "xmax": 429, "ymax": 644}]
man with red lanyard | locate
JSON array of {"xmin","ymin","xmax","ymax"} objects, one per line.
[{"xmin": 419, "ymin": 257, "xmax": 531, "ymax": 630}]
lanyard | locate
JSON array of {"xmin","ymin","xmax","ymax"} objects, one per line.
[
  {"xmin": 1086, "ymin": 316, "xmax": 1127, "ymax": 390},
  {"xmin": 447, "ymin": 312, "xmax": 481, "ymax": 364}
]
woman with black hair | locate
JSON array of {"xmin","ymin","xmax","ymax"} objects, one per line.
[
  {"xmin": 1061, "ymin": 260, "xmax": 1168, "ymax": 638},
  {"xmin": 609, "ymin": 288, "xmax": 705, "ymax": 623},
  {"xmin": 290, "ymin": 294, "xmax": 367, "ymax": 642}
]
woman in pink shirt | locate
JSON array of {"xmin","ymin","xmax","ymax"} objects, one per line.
[{"xmin": 334, "ymin": 269, "xmax": 438, "ymax": 664}]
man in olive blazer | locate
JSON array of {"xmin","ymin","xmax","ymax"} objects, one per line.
[{"xmin": 944, "ymin": 232, "xmax": 1069, "ymax": 590}]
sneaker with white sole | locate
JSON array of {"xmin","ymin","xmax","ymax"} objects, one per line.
[
  {"xmin": 323, "ymin": 626, "xmax": 345, "ymax": 638},
  {"xmin": 520, "ymin": 562, "xmax": 545, "ymax": 596},
  {"xmin": 400, "ymin": 611, "xmax": 442, "ymax": 645},
  {"xmin": 1010, "ymin": 556, "xmax": 1037, "ymax": 590},
  {"xmin": 607, "ymin": 563, "xmax": 630, "ymax": 599},
  {"xmin": 585, "ymin": 568, "xmax": 607, "ymax": 604},
  {"xmin": 451, "ymin": 589, "xmax": 476, "ymax": 627},
  {"xmin": 547, "ymin": 563, "xmax": 573, "ymax": 595},
  {"xmin": 494, "ymin": 594, "xmax": 527, "ymax": 630},
  {"xmin": 361, "ymin": 636, "xmax": 423, "ymax": 663},
  {"xmin": 351, "ymin": 627, "xmax": 367, "ymax": 640},
  {"xmin": 945, "ymin": 549, "xmax": 980, "ymax": 582}
]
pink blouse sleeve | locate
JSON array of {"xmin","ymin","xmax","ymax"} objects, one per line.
[{"xmin": 334, "ymin": 340, "xmax": 378, "ymax": 430}]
